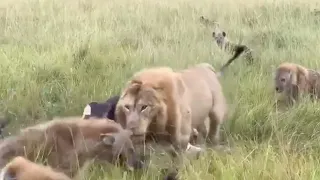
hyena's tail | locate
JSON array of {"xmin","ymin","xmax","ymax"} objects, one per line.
[{"xmin": 216, "ymin": 45, "xmax": 246, "ymax": 77}]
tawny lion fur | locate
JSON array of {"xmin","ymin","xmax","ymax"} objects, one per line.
[
  {"xmin": 0, "ymin": 156, "xmax": 71, "ymax": 180},
  {"xmin": 0, "ymin": 117, "xmax": 142, "ymax": 177},
  {"xmin": 275, "ymin": 62, "xmax": 320, "ymax": 104},
  {"xmin": 115, "ymin": 62, "xmax": 228, "ymax": 153}
]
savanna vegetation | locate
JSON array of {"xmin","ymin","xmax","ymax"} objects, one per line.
[{"xmin": 1, "ymin": 0, "xmax": 320, "ymax": 179}]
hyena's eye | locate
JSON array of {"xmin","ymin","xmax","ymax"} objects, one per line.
[
  {"xmin": 280, "ymin": 78, "xmax": 286, "ymax": 82},
  {"xmin": 128, "ymin": 147, "xmax": 134, "ymax": 154}
]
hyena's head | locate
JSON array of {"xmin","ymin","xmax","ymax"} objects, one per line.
[
  {"xmin": 212, "ymin": 31, "xmax": 228, "ymax": 49},
  {"xmin": 199, "ymin": 16, "xmax": 219, "ymax": 27}
]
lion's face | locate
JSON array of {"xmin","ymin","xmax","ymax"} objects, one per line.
[{"xmin": 116, "ymin": 83, "xmax": 165, "ymax": 137}]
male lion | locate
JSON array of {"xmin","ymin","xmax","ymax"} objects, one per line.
[
  {"xmin": 274, "ymin": 62, "xmax": 320, "ymax": 105},
  {"xmin": 0, "ymin": 156, "xmax": 71, "ymax": 180},
  {"xmin": 115, "ymin": 50, "xmax": 243, "ymax": 155},
  {"xmin": 81, "ymin": 96, "xmax": 202, "ymax": 145}
]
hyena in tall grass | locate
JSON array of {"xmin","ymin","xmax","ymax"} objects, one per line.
[
  {"xmin": 199, "ymin": 16, "xmax": 219, "ymax": 27},
  {"xmin": 199, "ymin": 16, "xmax": 254, "ymax": 65},
  {"xmin": 274, "ymin": 62, "xmax": 320, "ymax": 106},
  {"xmin": 212, "ymin": 30, "xmax": 254, "ymax": 65}
]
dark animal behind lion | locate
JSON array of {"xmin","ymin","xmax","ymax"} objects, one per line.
[
  {"xmin": 82, "ymin": 96, "xmax": 120, "ymax": 120},
  {"xmin": 0, "ymin": 118, "xmax": 9, "ymax": 139}
]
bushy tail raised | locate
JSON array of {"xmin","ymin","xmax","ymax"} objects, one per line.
[{"xmin": 216, "ymin": 45, "xmax": 246, "ymax": 77}]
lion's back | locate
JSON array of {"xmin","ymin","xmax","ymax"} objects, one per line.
[{"xmin": 180, "ymin": 63, "xmax": 221, "ymax": 97}]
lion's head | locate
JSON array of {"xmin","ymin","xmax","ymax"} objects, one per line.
[{"xmin": 115, "ymin": 67, "xmax": 185, "ymax": 138}]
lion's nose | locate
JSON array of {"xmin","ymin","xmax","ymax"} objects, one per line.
[{"xmin": 127, "ymin": 121, "xmax": 138, "ymax": 129}]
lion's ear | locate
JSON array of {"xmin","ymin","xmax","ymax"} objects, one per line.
[
  {"xmin": 119, "ymin": 81, "xmax": 131, "ymax": 99},
  {"xmin": 130, "ymin": 79, "xmax": 142, "ymax": 85},
  {"xmin": 121, "ymin": 80, "xmax": 141, "ymax": 98}
]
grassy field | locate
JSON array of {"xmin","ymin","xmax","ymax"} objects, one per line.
[{"xmin": 1, "ymin": 0, "xmax": 320, "ymax": 179}]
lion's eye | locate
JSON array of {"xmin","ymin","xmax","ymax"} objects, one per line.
[
  {"xmin": 140, "ymin": 105, "xmax": 148, "ymax": 112},
  {"xmin": 280, "ymin": 78, "xmax": 285, "ymax": 82},
  {"xmin": 124, "ymin": 105, "xmax": 130, "ymax": 111}
]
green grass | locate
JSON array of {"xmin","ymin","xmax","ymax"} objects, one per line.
[{"xmin": 1, "ymin": 0, "xmax": 320, "ymax": 179}]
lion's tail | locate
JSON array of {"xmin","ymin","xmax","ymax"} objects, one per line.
[{"xmin": 216, "ymin": 45, "xmax": 246, "ymax": 77}]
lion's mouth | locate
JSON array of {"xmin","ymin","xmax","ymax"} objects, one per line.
[{"xmin": 130, "ymin": 133, "xmax": 146, "ymax": 144}]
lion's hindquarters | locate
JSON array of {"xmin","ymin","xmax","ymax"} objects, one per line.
[
  {"xmin": 207, "ymin": 76, "xmax": 227, "ymax": 146},
  {"xmin": 181, "ymin": 66, "xmax": 227, "ymax": 147},
  {"xmin": 180, "ymin": 72, "xmax": 212, "ymax": 129}
]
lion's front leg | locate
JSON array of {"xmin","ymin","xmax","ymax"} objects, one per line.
[
  {"xmin": 170, "ymin": 107, "xmax": 194, "ymax": 155},
  {"xmin": 168, "ymin": 108, "xmax": 203, "ymax": 164}
]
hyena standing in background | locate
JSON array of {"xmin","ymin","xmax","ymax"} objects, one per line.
[
  {"xmin": 199, "ymin": 16, "xmax": 254, "ymax": 66},
  {"xmin": 212, "ymin": 30, "xmax": 254, "ymax": 65},
  {"xmin": 199, "ymin": 16, "xmax": 219, "ymax": 27}
]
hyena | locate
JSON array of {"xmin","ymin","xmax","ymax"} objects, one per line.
[
  {"xmin": 212, "ymin": 30, "xmax": 254, "ymax": 65},
  {"xmin": 274, "ymin": 62, "xmax": 320, "ymax": 105},
  {"xmin": 199, "ymin": 16, "xmax": 219, "ymax": 27}
]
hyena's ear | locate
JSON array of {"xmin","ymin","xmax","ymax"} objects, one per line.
[
  {"xmin": 212, "ymin": 32, "xmax": 215, "ymax": 37},
  {"xmin": 222, "ymin": 31, "xmax": 226, "ymax": 37},
  {"xmin": 100, "ymin": 133, "xmax": 115, "ymax": 146}
]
